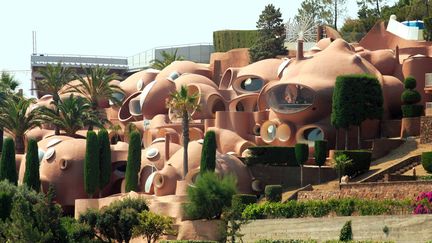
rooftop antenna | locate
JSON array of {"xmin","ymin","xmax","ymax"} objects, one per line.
[{"xmin": 32, "ymin": 31, "xmax": 37, "ymax": 55}]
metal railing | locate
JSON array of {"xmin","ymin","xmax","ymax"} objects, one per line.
[{"xmin": 31, "ymin": 54, "xmax": 128, "ymax": 69}]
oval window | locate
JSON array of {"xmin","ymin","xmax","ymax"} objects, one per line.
[
  {"xmin": 266, "ymin": 84, "xmax": 315, "ymax": 114},
  {"xmin": 146, "ymin": 148, "xmax": 159, "ymax": 159},
  {"xmin": 240, "ymin": 78, "xmax": 264, "ymax": 92},
  {"xmin": 59, "ymin": 159, "xmax": 68, "ymax": 170},
  {"xmin": 38, "ymin": 149, "xmax": 45, "ymax": 162},
  {"xmin": 45, "ymin": 148, "xmax": 56, "ymax": 160},
  {"xmin": 304, "ymin": 127, "xmax": 324, "ymax": 141},
  {"xmin": 167, "ymin": 71, "xmax": 180, "ymax": 82}
]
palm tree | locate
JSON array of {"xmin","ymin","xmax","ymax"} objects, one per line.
[
  {"xmin": 36, "ymin": 94, "xmax": 104, "ymax": 137},
  {"xmin": 36, "ymin": 63, "xmax": 74, "ymax": 135},
  {"xmin": 0, "ymin": 94, "xmax": 41, "ymax": 154},
  {"xmin": 166, "ymin": 85, "xmax": 199, "ymax": 179},
  {"xmin": 150, "ymin": 49, "xmax": 184, "ymax": 70},
  {"xmin": 64, "ymin": 66, "xmax": 123, "ymax": 130},
  {"xmin": 0, "ymin": 72, "xmax": 20, "ymax": 152}
]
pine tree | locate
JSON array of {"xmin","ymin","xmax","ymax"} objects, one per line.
[
  {"xmin": 125, "ymin": 131, "xmax": 142, "ymax": 192},
  {"xmin": 23, "ymin": 139, "xmax": 40, "ymax": 192},
  {"xmin": 200, "ymin": 131, "xmax": 217, "ymax": 175},
  {"xmin": 0, "ymin": 138, "xmax": 17, "ymax": 185},
  {"xmin": 249, "ymin": 4, "xmax": 287, "ymax": 62},
  {"xmin": 98, "ymin": 129, "xmax": 111, "ymax": 195},
  {"xmin": 84, "ymin": 131, "xmax": 99, "ymax": 198}
]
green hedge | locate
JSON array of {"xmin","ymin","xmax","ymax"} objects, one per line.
[
  {"xmin": 314, "ymin": 140, "xmax": 328, "ymax": 167},
  {"xmin": 213, "ymin": 30, "xmax": 259, "ymax": 52},
  {"xmin": 424, "ymin": 17, "xmax": 432, "ymax": 41},
  {"xmin": 422, "ymin": 152, "xmax": 432, "ymax": 173},
  {"xmin": 160, "ymin": 241, "xmax": 218, "ymax": 243},
  {"xmin": 333, "ymin": 150, "xmax": 372, "ymax": 177},
  {"xmin": 401, "ymin": 104, "xmax": 423, "ymax": 117},
  {"xmin": 295, "ymin": 143, "xmax": 309, "ymax": 166},
  {"xmin": 246, "ymin": 146, "xmax": 297, "ymax": 166},
  {"xmin": 242, "ymin": 198, "xmax": 411, "ymax": 219},
  {"xmin": 255, "ymin": 240, "xmax": 317, "ymax": 243},
  {"xmin": 401, "ymin": 90, "xmax": 421, "ymax": 105},
  {"xmin": 265, "ymin": 185, "xmax": 282, "ymax": 202}
]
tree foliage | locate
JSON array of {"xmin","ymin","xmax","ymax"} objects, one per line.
[
  {"xmin": 23, "ymin": 138, "xmax": 40, "ymax": 192},
  {"xmin": 296, "ymin": 0, "xmax": 333, "ymax": 24},
  {"xmin": 84, "ymin": 130, "xmax": 99, "ymax": 198},
  {"xmin": 200, "ymin": 130, "xmax": 217, "ymax": 175},
  {"xmin": 166, "ymin": 85, "xmax": 200, "ymax": 179},
  {"xmin": 132, "ymin": 211, "xmax": 174, "ymax": 243},
  {"xmin": 185, "ymin": 172, "xmax": 237, "ymax": 220},
  {"xmin": 37, "ymin": 94, "xmax": 104, "ymax": 136},
  {"xmin": 249, "ymin": 4, "xmax": 287, "ymax": 62},
  {"xmin": 125, "ymin": 131, "xmax": 141, "ymax": 192},
  {"xmin": 98, "ymin": 129, "xmax": 111, "ymax": 192},
  {"xmin": 0, "ymin": 138, "xmax": 17, "ymax": 185},
  {"xmin": 0, "ymin": 71, "xmax": 19, "ymax": 92},
  {"xmin": 150, "ymin": 49, "xmax": 185, "ymax": 70}
]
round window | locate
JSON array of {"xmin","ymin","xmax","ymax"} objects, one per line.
[
  {"xmin": 146, "ymin": 148, "xmax": 159, "ymax": 159},
  {"xmin": 240, "ymin": 78, "xmax": 264, "ymax": 92},
  {"xmin": 304, "ymin": 127, "xmax": 324, "ymax": 141},
  {"xmin": 45, "ymin": 148, "xmax": 56, "ymax": 160}
]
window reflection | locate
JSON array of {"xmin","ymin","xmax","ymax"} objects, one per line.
[
  {"xmin": 240, "ymin": 78, "xmax": 264, "ymax": 92},
  {"xmin": 266, "ymin": 84, "xmax": 315, "ymax": 114}
]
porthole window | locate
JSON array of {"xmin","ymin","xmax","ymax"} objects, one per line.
[
  {"xmin": 146, "ymin": 147, "xmax": 159, "ymax": 159},
  {"xmin": 59, "ymin": 159, "xmax": 68, "ymax": 170},
  {"xmin": 240, "ymin": 78, "xmax": 264, "ymax": 92},
  {"xmin": 167, "ymin": 71, "xmax": 180, "ymax": 82},
  {"xmin": 303, "ymin": 127, "xmax": 324, "ymax": 141},
  {"xmin": 136, "ymin": 78, "xmax": 144, "ymax": 91},
  {"xmin": 267, "ymin": 124, "xmax": 276, "ymax": 140},
  {"xmin": 45, "ymin": 148, "xmax": 56, "ymax": 160},
  {"xmin": 38, "ymin": 149, "xmax": 45, "ymax": 162}
]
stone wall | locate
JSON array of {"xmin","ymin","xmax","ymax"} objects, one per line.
[
  {"xmin": 239, "ymin": 215, "xmax": 432, "ymax": 243},
  {"xmin": 298, "ymin": 180, "xmax": 432, "ymax": 201},
  {"xmin": 420, "ymin": 116, "xmax": 432, "ymax": 144}
]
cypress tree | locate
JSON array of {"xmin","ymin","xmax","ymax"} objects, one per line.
[
  {"xmin": 84, "ymin": 131, "xmax": 99, "ymax": 198},
  {"xmin": 0, "ymin": 138, "xmax": 17, "ymax": 185},
  {"xmin": 98, "ymin": 129, "xmax": 111, "ymax": 194},
  {"xmin": 200, "ymin": 131, "xmax": 217, "ymax": 175},
  {"xmin": 314, "ymin": 140, "xmax": 328, "ymax": 184},
  {"xmin": 125, "ymin": 131, "xmax": 142, "ymax": 192},
  {"xmin": 295, "ymin": 143, "xmax": 309, "ymax": 187},
  {"xmin": 23, "ymin": 138, "xmax": 40, "ymax": 192}
]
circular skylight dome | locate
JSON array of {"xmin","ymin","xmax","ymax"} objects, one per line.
[
  {"xmin": 45, "ymin": 148, "xmax": 56, "ymax": 160},
  {"xmin": 46, "ymin": 138, "xmax": 62, "ymax": 148},
  {"xmin": 38, "ymin": 149, "xmax": 45, "ymax": 162},
  {"xmin": 146, "ymin": 148, "xmax": 159, "ymax": 159}
]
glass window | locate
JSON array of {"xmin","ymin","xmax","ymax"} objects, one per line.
[
  {"xmin": 303, "ymin": 127, "xmax": 324, "ymax": 141},
  {"xmin": 240, "ymin": 78, "xmax": 264, "ymax": 92},
  {"xmin": 266, "ymin": 84, "xmax": 315, "ymax": 114}
]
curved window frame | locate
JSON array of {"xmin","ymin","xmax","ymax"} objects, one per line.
[{"xmin": 265, "ymin": 83, "xmax": 316, "ymax": 114}]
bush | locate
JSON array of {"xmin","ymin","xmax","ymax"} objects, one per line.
[
  {"xmin": 314, "ymin": 140, "xmax": 327, "ymax": 167},
  {"xmin": 401, "ymin": 104, "xmax": 424, "ymax": 118},
  {"xmin": 200, "ymin": 131, "xmax": 216, "ymax": 175},
  {"xmin": 84, "ymin": 131, "xmax": 99, "ymax": 198},
  {"xmin": 125, "ymin": 131, "xmax": 142, "ymax": 192},
  {"xmin": 401, "ymin": 90, "xmax": 421, "ymax": 105},
  {"xmin": 213, "ymin": 30, "xmax": 258, "ymax": 52},
  {"xmin": 413, "ymin": 191, "xmax": 432, "ymax": 214},
  {"xmin": 0, "ymin": 191, "xmax": 12, "ymax": 221},
  {"xmin": 98, "ymin": 129, "xmax": 111, "ymax": 191},
  {"xmin": 132, "ymin": 210, "xmax": 174, "ymax": 243},
  {"xmin": 160, "ymin": 241, "xmax": 218, "ymax": 243},
  {"xmin": 246, "ymin": 146, "xmax": 297, "ymax": 166},
  {"xmin": 403, "ymin": 76, "xmax": 417, "ymax": 89},
  {"xmin": 23, "ymin": 138, "xmax": 40, "ymax": 192},
  {"xmin": 265, "ymin": 185, "xmax": 282, "ymax": 202},
  {"xmin": 333, "ymin": 150, "xmax": 372, "ymax": 177},
  {"xmin": 241, "ymin": 198, "xmax": 411, "ymax": 220},
  {"xmin": 295, "ymin": 144, "xmax": 309, "ymax": 166},
  {"xmin": 255, "ymin": 240, "xmax": 317, "ymax": 243},
  {"xmin": 424, "ymin": 17, "xmax": 432, "ymax": 41},
  {"xmin": 185, "ymin": 172, "xmax": 237, "ymax": 220},
  {"xmin": 422, "ymin": 152, "xmax": 432, "ymax": 173},
  {"xmin": 232, "ymin": 194, "xmax": 257, "ymax": 207},
  {"xmin": 339, "ymin": 220, "xmax": 353, "ymax": 241}
]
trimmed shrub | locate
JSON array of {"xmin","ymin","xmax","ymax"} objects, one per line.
[
  {"xmin": 23, "ymin": 139, "xmax": 40, "ymax": 192},
  {"xmin": 339, "ymin": 220, "xmax": 353, "ymax": 241},
  {"xmin": 295, "ymin": 144, "xmax": 309, "ymax": 166},
  {"xmin": 84, "ymin": 131, "xmax": 99, "ymax": 198},
  {"xmin": 314, "ymin": 140, "xmax": 327, "ymax": 167},
  {"xmin": 265, "ymin": 185, "xmax": 282, "ymax": 203},
  {"xmin": 333, "ymin": 150, "xmax": 372, "ymax": 177},
  {"xmin": 232, "ymin": 194, "xmax": 257, "ymax": 206},
  {"xmin": 401, "ymin": 104, "xmax": 423, "ymax": 118},
  {"xmin": 305, "ymin": 200, "xmax": 331, "ymax": 217},
  {"xmin": 255, "ymin": 240, "xmax": 317, "ymax": 243},
  {"xmin": 401, "ymin": 76, "xmax": 423, "ymax": 118},
  {"xmin": 246, "ymin": 146, "xmax": 297, "ymax": 166},
  {"xmin": 125, "ymin": 131, "xmax": 142, "ymax": 192},
  {"xmin": 335, "ymin": 198, "xmax": 355, "ymax": 216},
  {"xmin": 184, "ymin": 172, "xmax": 237, "ymax": 220},
  {"xmin": 0, "ymin": 138, "xmax": 17, "ymax": 185},
  {"xmin": 401, "ymin": 89, "xmax": 421, "ymax": 105},
  {"xmin": 404, "ymin": 76, "xmax": 417, "ymax": 89},
  {"xmin": 422, "ymin": 152, "xmax": 432, "ymax": 173},
  {"xmin": 98, "ymin": 129, "xmax": 111, "ymax": 191},
  {"xmin": 160, "ymin": 241, "xmax": 218, "ymax": 243},
  {"xmin": 213, "ymin": 30, "xmax": 259, "ymax": 52},
  {"xmin": 200, "ymin": 131, "xmax": 216, "ymax": 175},
  {"xmin": 229, "ymin": 194, "xmax": 257, "ymax": 220}
]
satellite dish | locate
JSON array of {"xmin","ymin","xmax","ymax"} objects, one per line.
[{"xmin": 286, "ymin": 15, "xmax": 318, "ymax": 48}]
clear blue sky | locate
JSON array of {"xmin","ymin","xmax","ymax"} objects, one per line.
[{"xmin": 0, "ymin": 0, "xmax": 396, "ymax": 95}]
